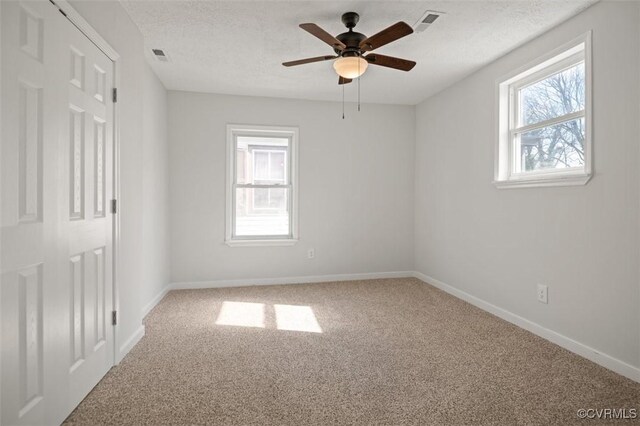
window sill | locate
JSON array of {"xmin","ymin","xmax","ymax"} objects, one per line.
[
  {"xmin": 225, "ymin": 239, "xmax": 299, "ymax": 247},
  {"xmin": 493, "ymin": 173, "xmax": 591, "ymax": 189}
]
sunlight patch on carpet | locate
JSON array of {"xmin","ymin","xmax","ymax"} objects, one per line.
[
  {"xmin": 214, "ymin": 301, "xmax": 322, "ymax": 333},
  {"xmin": 215, "ymin": 301, "xmax": 265, "ymax": 328},
  {"xmin": 274, "ymin": 304, "xmax": 322, "ymax": 333}
]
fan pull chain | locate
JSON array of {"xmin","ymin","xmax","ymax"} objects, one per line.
[
  {"xmin": 358, "ymin": 59, "xmax": 361, "ymax": 112},
  {"xmin": 358, "ymin": 77, "xmax": 361, "ymax": 112},
  {"xmin": 342, "ymin": 84, "xmax": 345, "ymax": 119}
]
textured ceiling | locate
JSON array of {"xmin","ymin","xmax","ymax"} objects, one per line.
[{"xmin": 121, "ymin": 0, "xmax": 598, "ymax": 105}]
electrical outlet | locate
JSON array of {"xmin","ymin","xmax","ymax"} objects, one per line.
[
  {"xmin": 307, "ymin": 248, "xmax": 315, "ymax": 259},
  {"xmin": 537, "ymin": 284, "xmax": 548, "ymax": 304}
]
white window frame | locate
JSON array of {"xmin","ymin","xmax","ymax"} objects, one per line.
[
  {"xmin": 225, "ymin": 124, "xmax": 299, "ymax": 247},
  {"xmin": 495, "ymin": 32, "xmax": 592, "ymax": 189}
]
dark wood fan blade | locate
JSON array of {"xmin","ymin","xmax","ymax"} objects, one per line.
[
  {"xmin": 359, "ymin": 22, "xmax": 413, "ymax": 52},
  {"xmin": 338, "ymin": 76, "xmax": 352, "ymax": 85},
  {"xmin": 365, "ymin": 53, "xmax": 416, "ymax": 71},
  {"xmin": 300, "ymin": 23, "xmax": 346, "ymax": 50},
  {"xmin": 283, "ymin": 55, "xmax": 337, "ymax": 67}
]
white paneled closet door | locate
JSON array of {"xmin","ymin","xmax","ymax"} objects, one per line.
[
  {"xmin": 1, "ymin": 1, "xmax": 115, "ymax": 424},
  {"xmin": 62, "ymin": 1, "xmax": 115, "ymax": 411}
]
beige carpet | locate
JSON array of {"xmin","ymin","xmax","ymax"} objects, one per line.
[{"xmin": 64, "ymin": 278, "xmax": 640, "ymax": 425}]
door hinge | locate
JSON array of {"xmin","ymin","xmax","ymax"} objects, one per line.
[
  {"xmin": 110, "ymin": 199, "xmax": 117, "ymax": 214},
  {"xmin": 112, "ymin": 88, "xmax": 118, "ymax": 103},
  {"xmin": 112, "ymin": 310, "xmax": 117, "ymax": 326}
]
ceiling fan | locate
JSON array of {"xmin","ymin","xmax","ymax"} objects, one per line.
[{"xmin": 283, "ymin": 12, "xmax": 416, "ymax": 85}]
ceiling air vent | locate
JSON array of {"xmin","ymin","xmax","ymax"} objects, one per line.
[
  {"xmin": 152, "ymin": 49, "xmax": 170, "ymax": 62},
  {"xmin": 414, "ymin": 10, "xmax": 444, "ymax": 33}
]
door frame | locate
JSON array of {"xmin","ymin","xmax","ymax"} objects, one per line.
[{"xmin": 49, "ymin": 0, "xmax": 121, "ymax": 366}]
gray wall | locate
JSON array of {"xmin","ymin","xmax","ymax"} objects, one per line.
[
  {"xmin": 141, "ymin": 66, "xmax": 170, "ymax": 313},
  {"xmin": 414, "ymin": 1, "xmax": 640, "ymax": 368},
  {"xmin": 168, "ymin": 92, "xmax": 415, "ymax": 283}
]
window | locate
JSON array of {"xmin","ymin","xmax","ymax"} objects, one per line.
[
  {"xmin": 495, "ymin": 33, "xmax": 592, "ymax": 188},
  {"xmin": 226, "ymin": 125, "xmax": 298, "ymax": 246}
]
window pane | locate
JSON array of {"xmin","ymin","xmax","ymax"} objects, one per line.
[
  {"xmin": 253, "ymin": 187, "xmax": 269, "ymax": 208},
  {"xmin": 235, "ymin": 188, "xmax": 290, "ymax": 236},
  {"xmin": 236, "ymin": 136, "xmax": 288, "ymax": 184},
  {"xmin": 520, "ymin": 61, "xmax": 585, "ymax": 127},
  {"xmin": 254, "ymin": 151, "xmax": 269, "ymax": 180},
  {"xmin": 518, "ymin": 117, "xmax": 585, "ymax": 172},
  {"xmin": 270, "ymin": 152, "xmax": 286, "ymax": 181},
  {"xmin": 251, "ymin": 187, "xmax": 286, "ymax": 210},
  {"xmin": 236, "ymin": 150, "xmax": 246, "ymax": 184}
]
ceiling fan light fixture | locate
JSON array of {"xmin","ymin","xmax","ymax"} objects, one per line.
[{"xmin": 333, "ymin": 56, "xmax": 368, "ymax": 79}]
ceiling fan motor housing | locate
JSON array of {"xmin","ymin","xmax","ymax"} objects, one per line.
[{"xmin": 335, "ymin": 32, "xmax": 367, "ymax": 56}]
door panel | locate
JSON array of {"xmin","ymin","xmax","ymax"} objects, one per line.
[
  {"xmin": 61, "ymin": 12, "xmax": 114, "ymax": 409},
  {"xmin": 1, "ymin": 1, "xmax": 115, "ymax": 424},
  {"xmin": 2, "ymin": 2, "xmax": 63, "ymax": 424}
]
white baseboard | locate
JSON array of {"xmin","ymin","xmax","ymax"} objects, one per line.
[
  {"xmin": 142, "ymin": 286, "xmax": 171, "ymax": 318},
  {"xmin": 117, "ymin": 325, "xmax": 145, "ymax": 363},
  {"xmin": 412, "ymin": 271, "xmax": 640, "ymax": 384},
  {"xmin": 170, "ymin": 270, "xmax": 414, "ymax": 290}
]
